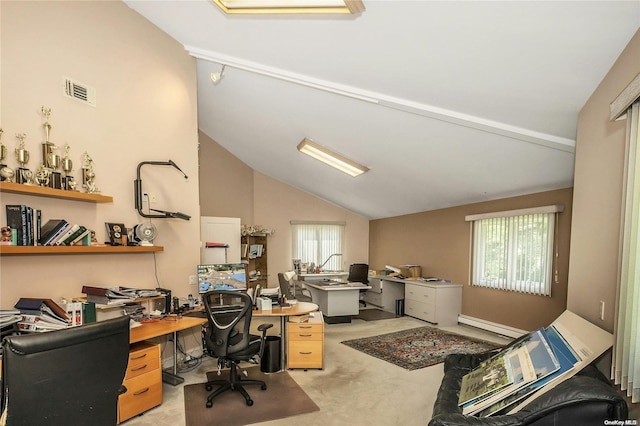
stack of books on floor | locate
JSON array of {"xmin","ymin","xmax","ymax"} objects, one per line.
[
  {"xmin": 458, "ymin": 310, "xmax": 613, "ymax": 417},
  {"xmin": 14, "ymin": 298, "xmax": 71, "ymax": 332}
]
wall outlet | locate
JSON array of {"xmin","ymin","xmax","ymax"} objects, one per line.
[
  {"xmin": 599, "ymin": 300, "xmax": 605, "ymax": 321},
  {"xmin": 189, "ymin": 274, "xmax": 198, "ymax": 285}
]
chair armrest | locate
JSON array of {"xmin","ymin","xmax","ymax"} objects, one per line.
[
  {"xmin": 257, "ymin": 323, "xmax": 273, "ymax": 333},
  {"xmin": 118, "ymin": 385, "xmax": 127, "ymax": 396}
]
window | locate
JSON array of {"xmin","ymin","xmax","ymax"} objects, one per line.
[
  {"xmin": 466, "ymin": 206, "xmax": 562, "ymax": 296},
  {"xmin": 291, "ymin": 221, "xmax": 344, "ymax": 270}
]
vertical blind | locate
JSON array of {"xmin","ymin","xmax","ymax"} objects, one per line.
[
  {"xmin": 614, "ymin": 101, "xmax": 640, "ymax": 403},
  {"xmin": 467, "ymin": 207, "xmax": 560, "ymax": 296},
  {"xmin": 291, "ymin": 222, "xmax": 344, "ymax": 270}
]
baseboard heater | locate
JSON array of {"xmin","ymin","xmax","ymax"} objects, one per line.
[{"xmin": 457, "ymin": 314, "xmax": 527, "ymax": 339}]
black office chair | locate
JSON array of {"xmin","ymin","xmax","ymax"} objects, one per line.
[
  {"xmin": 347, "ymin": 263, "xmax": 369, "ymax": 307},
  {"xmin": 0, "ymin": 316, "xmax": 130, "ymax": 426},
  {"xmin": 202, "ymin": 290, "xmax": 273, "ymax": 407},
  {"xmin": 278, "ymin": 272, "xmax": 312, "ymax": 302}
]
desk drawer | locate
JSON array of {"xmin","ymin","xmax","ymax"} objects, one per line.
[
  {"xmin": 405, "ymin": 283, "xmax": 436, "ymax": 303},
  {"xmin": 125, "ymin": 342, "xmax": 160, "ymax": 380},
  {"xmin": 288, "ymin": 323, "xmax": 322, "ymax": 334},
  {"xmin": 119, "ymin": 369, "xmax": 162, "ymax": 422},
  {"xmin": 287, "ymin": 341, "xmax": 323, "ymax": 369},
  {"xmin": 288, "ymin": 328, "xmax": 322, "ymax": 342},
  {"xmin": 405, "ymin": 299, "xmax": 436, "ymax": 323}
]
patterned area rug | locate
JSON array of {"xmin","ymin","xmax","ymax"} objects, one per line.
[{"xmin": 342, "ymin": 326, "xmax": 502, "ymax": 370}]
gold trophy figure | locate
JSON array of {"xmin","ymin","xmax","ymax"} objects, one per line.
[
  {"xmin": 15, "ymin": 133, "xmax": 33, "ymax": 185},
  {"xmin": 62, "ymin": 143, "xmax": 76, "ymax": 190},
  {"xmin": 0, "ymin": 128, "xmax": 9, "ymax": 182},
  {"xmin": 82, "ymin": 151, "xmax": 99, "ymax": 193},
  {"xmin": 41, "ymin": 107, "xmax": 62, "ymax": 188}
]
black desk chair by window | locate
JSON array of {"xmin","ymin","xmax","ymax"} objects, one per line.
[
  {"xmin": 0, "ymin": 316, "xmax": 130, "ymax": 426},
  {"xmin": 202, "ymin": 290, "xmax": 273, "ymax": 408},
  {"xmin": 347, "ymin": 263, "xmax": 369, "ymax": 307},
  {"xmin": 278, "ymin": 272, "xmax": 312, "ymax": 303}
]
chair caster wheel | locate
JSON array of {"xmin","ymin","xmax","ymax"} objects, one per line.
[
  {"xmin": 205, "ymin": 384, "xmax": 212, "ymax": 391},
  {"xmin": 206, "ymin": 400, "xmax": 213, "ymax": 408},
  {"xmin": 261, "ymin": 384, "xmax": 267, "ymax": 390},
  {"xmin": 246, "ymin": 399, "xmax": 253, "ymax": 406}
]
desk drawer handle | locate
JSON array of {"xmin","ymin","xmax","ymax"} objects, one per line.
[
  {"xmin": 298, "ymin": 351, "xmax": 313, "ymax": 355},
  {"xmin": 299, "ymin": 326, "xmax": 313, "ymax": 329},
  {"xmin": 131, "ymin": 364, "xmax": 148, "ymax": 372},
  {"xmin": 133, "ymin": 387, "xmax": 150, "ymax": 396},
  {"xmin": 131, "ymin": 353, "xmax": 148, "ymax": 360},
  {"xmin": 299, "ymin": 334, "xmax": 313, "ymax": 337}
]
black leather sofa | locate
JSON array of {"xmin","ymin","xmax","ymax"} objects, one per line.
[{"xmin": 429, "ymin": 353, "xmax": 628, "ymax": 426}]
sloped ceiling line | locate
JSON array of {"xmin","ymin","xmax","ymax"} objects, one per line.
[{"xmin": 187, "ymin": 45, "xmax": 576, "ymax": 154}]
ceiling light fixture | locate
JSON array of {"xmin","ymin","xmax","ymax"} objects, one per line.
[
  {"xmin": 211, "ymin": 0, "xmax": 364, "ymax": 14},
  {"xmin": 297, "ymin": 138, "xmax": 369, "ymax": 177},
  {"xmin": 210, "ymin": 65, "xmax": 226, "ymax": 83}
]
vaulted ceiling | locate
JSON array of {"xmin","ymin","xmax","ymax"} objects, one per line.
[{"xmin": 125, "ymin": 0, "xmax": 640, "ymax": 219}]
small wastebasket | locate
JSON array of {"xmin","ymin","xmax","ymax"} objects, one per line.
[
  {"xmin": 395, "ymin": 298, "xmax": 405, "ymax": 316},
  {"xmin": 261, "ymin": 335, "xmax": 281, "ymax": 373}
]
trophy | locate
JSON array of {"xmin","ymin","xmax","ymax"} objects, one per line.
[
  {"xmin": 41, "ymin": 107, "xmax": 62, "ymax": 189},
  {"xmin": 61, "ymin": 143, "xmax": 76, "ymax": 190},
  {"xmin": 81, "ymin": 151, "xmax": 99, "ymax": 193},
  {"xmin": 15, "ymin": 133, "xmax": 33, "ymax": 185},
  {"xmin": 0, "ymin": 128, "xmax": 9, "ymax": 182}
]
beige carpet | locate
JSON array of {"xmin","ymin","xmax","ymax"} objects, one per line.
[{"xmin": 184, "ymin": 367, "xmax": 319, "ymax": 426}]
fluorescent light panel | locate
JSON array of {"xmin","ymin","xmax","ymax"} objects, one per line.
[
  {"xmin": 211, "ymin": 0, "xmax": 364, "ymax": 14},
  {"xmin": 297, "ymin": 138, "xmax": 368, "ymax": 177}
]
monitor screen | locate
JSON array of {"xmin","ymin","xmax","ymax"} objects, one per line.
[{"xmin": 197, "ymin": 263, "xmax": 247, "ymax": 293}]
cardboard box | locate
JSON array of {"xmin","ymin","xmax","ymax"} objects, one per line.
[{"xmin": 400, "ymin": 265, "xmax": 422, "ymax": 278}]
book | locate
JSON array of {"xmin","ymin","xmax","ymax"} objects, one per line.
[
  {"xmin": 458, "ymin": 350, "xmax": 515, "ymax": 406},
  {"xmin": 59, "ymin": 225, "xmax": 87, "ymax": 246},
  {"xmin": 39, "ymin": 219, "xmax": 68, "ymax": 246},
  {"xmin": 70, "ymin": 228, "xmax": 92, "ymax": 245},
  {"xmin": 14, "ymin": 298, "xmax": 70, "ymax": 325},
  {"xmin": 35, "ymin": 209, "xmax": 42, "ymax": 244},
  {"xmin": 47, "ymin": 222, "xmax": 74, "ymax": 245},
  {"xmin": 55, "ymin": 224, "xmax": 81, "ymax": 245}
]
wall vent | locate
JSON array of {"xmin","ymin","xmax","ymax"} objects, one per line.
[{"xmin": 63, "ymin": 77, "xmax": 96, "ymax": 107}]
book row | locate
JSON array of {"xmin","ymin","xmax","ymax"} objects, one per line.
[{"xmin": 4, "ymin": 204, "xmax": 93, "ymax": 246}]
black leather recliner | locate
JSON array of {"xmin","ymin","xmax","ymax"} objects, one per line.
[{"xmin": 429, "ymin": 353, "xmax": 628, "ymax": 426}]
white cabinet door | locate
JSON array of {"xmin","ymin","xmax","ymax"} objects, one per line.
[{"xmin": 200, "ymin": 217, "xmax": 241, "ymax": 264}]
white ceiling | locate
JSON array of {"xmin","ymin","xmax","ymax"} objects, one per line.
[{"xmin": 125, "ymin": 0, "xmax": 640, "ymax": 219}]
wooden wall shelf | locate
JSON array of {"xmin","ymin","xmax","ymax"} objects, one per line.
[
  {"xmin": 0, "ymin": 245, "xmax": 163, "ymax": 256},
  {"xmin": 0, "ymin": 182, "xmax": 113, "ymax": 203}
]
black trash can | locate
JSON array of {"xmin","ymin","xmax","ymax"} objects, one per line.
[{"xmin": 261, "ymin": 335, "xmax": 281, "ymax": 373}]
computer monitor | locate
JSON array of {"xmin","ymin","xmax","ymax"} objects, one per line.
[{"xmin": 197, "ymin": 263, "xmax": 247, "ymax": 294}]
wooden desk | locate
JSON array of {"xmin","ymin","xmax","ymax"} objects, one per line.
[
  {"xmin": 130, "ymin": 315, "xmax": 207, "ymax": 385},
  {"xmin": 253, "ymin": 302, "xmax": 318, "ymax": 371}
]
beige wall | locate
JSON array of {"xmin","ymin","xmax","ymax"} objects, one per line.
[
  {"xmin": 0, "ymin": 2, "xmax": 200, "ymax": 308},
  {"xmin": 197, "ymin": 137, "xmax": 370, "ymax": 288},
  {"xmin": 370, "ymin": 188, "xmax": 573, "ymax": 331},
  {"xmin": 198, "ymin": 130, "xmax": 254, "ymax": 224},
  {"xmin": 568, "ymin": 29, "xmax": 640, "ymax": 332}
]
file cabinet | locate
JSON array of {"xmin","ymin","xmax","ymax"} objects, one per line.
[
  {"xmin": 287, "ymin": 312, "xmax": 324, "ymax": 369},
  {"xmin": 118, "ymin": 341, "xmax": 162, "ymax": 423},
  {"xmin": 404, "ymin": 282, "xmax": 462, "ymax": 326}
]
